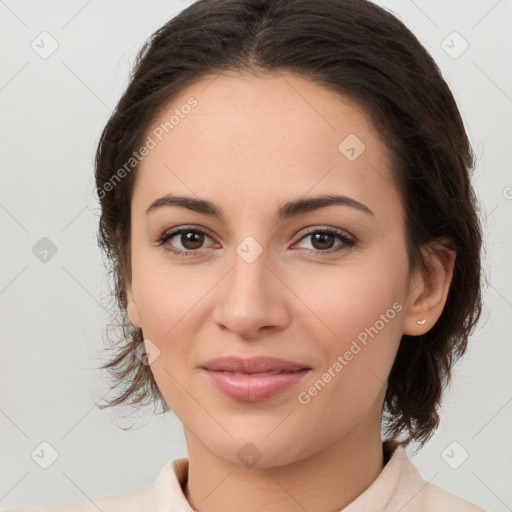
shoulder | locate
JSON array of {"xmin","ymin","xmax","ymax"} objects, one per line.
[
  {"xmin": 0, "ymin": 482, "xmax": 155, "ymax": 512},
  {"xmin": 392, "ymin": 446, "xmax": 488, "ymax": 512},
  {"xmin": 0, "ymin": 456, "xmax": 188, "ymax": 512},
  {"xmin": 414, "ymin": 481, "xmax": 488, "ymax": 512}
]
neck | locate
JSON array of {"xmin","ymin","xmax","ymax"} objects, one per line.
[{"xmin": 183, "ymin": 427, "xmax": 385, "ymax": 512}]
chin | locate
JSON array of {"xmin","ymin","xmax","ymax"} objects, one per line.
[{"xmin": 203, "ymin": 431, "xmax": 315, "ymax": 469}]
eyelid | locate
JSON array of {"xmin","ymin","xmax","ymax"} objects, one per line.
[
  {"xmin": 292, "ymin": 226, "xmax": 356, "ymax": 251},
  {"xmin": 295, "ymin": 225, "xmax": 354, "ymax": 240},
  {"xmin": 156, "ymin": 224, "xmax": 356, "ymax": 256},
  {"xmin": 155, "ymin": 225, "xmax": 217, "ymax": 248}
]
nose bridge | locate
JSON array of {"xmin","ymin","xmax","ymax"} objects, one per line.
[
  {"xmin": 211, "ymin": 233, "xmax": 289, "ymax": 336},
  {"xmin": 226, "ymin": 213, "xmax": 274, "ymax": 292},
  {"xmin": 228, "ymin": 236, "xmax": 272, "ymax": 304}
]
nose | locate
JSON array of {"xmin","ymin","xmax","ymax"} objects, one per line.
[{"xmin": 211, "ymin": 245, "xmax": 291, "ymax": 339}]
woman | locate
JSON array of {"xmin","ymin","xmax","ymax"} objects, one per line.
[{"xmin": 4, "ymin": 0, "xmax": 487, "ymax": 510}]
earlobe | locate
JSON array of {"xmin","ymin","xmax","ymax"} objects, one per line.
[
  {"xmin": 125, "ymin": 281, "xmax": 142, "ymax": 329},
  {"xmin": 402, "ymin": 242, "xmax": 456, "ymax": 336}
]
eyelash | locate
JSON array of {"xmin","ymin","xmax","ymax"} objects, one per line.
[{"xmin": 155, "ymin": 226, "xmax": 356, "ymax": 257}]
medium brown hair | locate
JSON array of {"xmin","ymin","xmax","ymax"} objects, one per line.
[{"xmin": 94, "ymin": 0, "xmax": 484, "ymax": 448}]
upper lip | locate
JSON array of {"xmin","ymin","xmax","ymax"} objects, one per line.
[{"xmin": 201, "ymin": 356, "xmax": 310, "ymax": 373}]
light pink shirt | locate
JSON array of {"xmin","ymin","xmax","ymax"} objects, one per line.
[{"xmin": 2, "ymin": 440, "xmax": 487, "ymax": 511}]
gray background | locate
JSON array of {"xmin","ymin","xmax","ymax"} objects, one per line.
[{"xmin": 0, "ymin": 0, "xmax": 511, "ymax": 509}]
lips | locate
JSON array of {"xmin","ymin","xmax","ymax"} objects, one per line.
[
  {"xmin": 201, "ymin": 355, "xmax": 310, "ymax": 373},
  {"xmin": 201, "ymin": 356, "xmax": 312, "ymax": 402}
]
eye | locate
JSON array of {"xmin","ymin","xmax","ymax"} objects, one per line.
[
  {"xmin": 156, "ymin": 227, "xmax": 215, "ymax": 256},
  {"xmin": 155, "ymin": 226, "xmax": 356, "ymax": 257},
  {"xmin": 293, "ymin": 228, "xmax": 356, "ymax": 254}
]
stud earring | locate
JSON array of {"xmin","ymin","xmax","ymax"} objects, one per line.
[{"xmin": 416, "ymin": 319, "xmax": 426, "ymax": 325}]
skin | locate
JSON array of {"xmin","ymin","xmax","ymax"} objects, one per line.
[{"xmin": 125, "ymin": 70, "xmax": 455, "ymax": 512}]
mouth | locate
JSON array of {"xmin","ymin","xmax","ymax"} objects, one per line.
[
  {"xmin": 201, "ymin": 355, "xmax": 311, "ymax": 373},
  {"xmin": 209, "ymin": 370, "xmax": 296, "ymax": 376},
  {"xmin": 200, "ymin": 356, "xmax": 312, "ymax": 402}
]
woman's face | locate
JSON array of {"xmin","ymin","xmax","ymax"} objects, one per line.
[{"xmin": 125, "ymin": 70, "xmax": 423, "ymax": 467}]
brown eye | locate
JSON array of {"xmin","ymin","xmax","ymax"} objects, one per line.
[
  {"xmin": 295, "ymin": 228, "xmax": 356, "ymax": 254},
  {"xmin": 157, "ymin": 227, "xmax": 214, "ymax": 256},
  {"xmin": 310, "ymin": 232, "xmax": 336, "ymax": 251},
  {"xmin": 177, "ymin": 230, "xmax": 205, "ymax": 250}
]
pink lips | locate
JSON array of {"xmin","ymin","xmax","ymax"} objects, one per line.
[{"xmin": 201, "ymin": 356, "xmax": 311, "ymax": 402}]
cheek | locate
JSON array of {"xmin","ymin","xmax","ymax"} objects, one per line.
[
  {"xmin": 131, "ymin": 243, "xmax": 207, "ymax": 336},
  {"xmin": 293, "ymin": 256, "xmax": 405, "ymax": 400},
  {"xmin": 132, "ymin": 260, "xmax": 200, "ymax": 408},
  {"xmin": 293, "ymin": 257, "xmax": 403, "ymax": 339}
]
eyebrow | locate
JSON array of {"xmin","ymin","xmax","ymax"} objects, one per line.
[{"xmin": 145, "ymin": 193, "xmax": 374, "ymax": 218}]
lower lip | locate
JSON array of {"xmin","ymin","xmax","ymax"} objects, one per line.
[{"xmin": 202, "ymin": 369, "xmax": 311, "ymax": 402}]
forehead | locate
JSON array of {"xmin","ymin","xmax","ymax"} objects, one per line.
[{"xmin": 133, "ymin": 70, "xmax": 399, "ymax": 218}]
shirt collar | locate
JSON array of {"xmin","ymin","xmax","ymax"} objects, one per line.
[{"xmin": 153, "ymin": 440, "xmax": 407, "ymax": 511}]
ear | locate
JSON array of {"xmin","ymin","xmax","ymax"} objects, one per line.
[
  {"xmin": 402, "ymin": 240, "xmax": 456, "ymax": 336},
  {"xmin": 125, "ymin": 278, "xmax": 142, "ymax": 329}
]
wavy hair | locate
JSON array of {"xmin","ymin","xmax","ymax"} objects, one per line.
[{"xmin": 94, "ymin": 0, "xmax": 484, "ymax": 448}]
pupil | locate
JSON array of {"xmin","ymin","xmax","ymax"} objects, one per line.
[
  {"xmin": 178, "ymin": 231, "xmax": 335, "ymax": 251},
  {"xmin": 182, "ymin": 231, "xmax": 203, "ymax": 250},
  {"xmin": 312, "ymin": 232, "xmax": 334, "ymax": 250}
]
